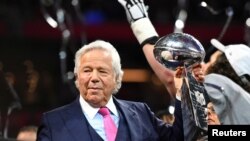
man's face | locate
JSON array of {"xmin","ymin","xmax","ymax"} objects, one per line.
[
  {"xmin": 76, "ymin": 49, "xmax": 116, "ymax": 107},
  {"xmin": 207, "ymin": 102, "xmax": 221, "ymax": 125}
]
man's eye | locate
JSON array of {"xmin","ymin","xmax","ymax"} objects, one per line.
[
  {"xmin": 99, "ymin": 69, "xmax": 108, "ymax": 73},
  {"xmin": 83, "ymin": 69, "xmax": 91, "ymax": 72},
  {"xmin": 208, "ymin": 108, "xmax": 216, "ymax": 113}
]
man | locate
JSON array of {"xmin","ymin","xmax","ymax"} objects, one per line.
[
  {"xmin": 116, "ymin": 0, "xmax": 250, "ymax": 126},
  {"xmin": 207, "ymin": 102, "xmax": 220, "ymax": 125},
  {"xmin": 117, "ymin": 0, "xmax": 206, "ymax": 140},
  {"xmin": 203, "ymin": 42, "xmax": 250, "ymax": 124},
  {"xmin": 16, "ymin": 125, "xmax": 38, "ymax": 141},
  {"xmin": 117, "ymin": 0, "xmax": 180, "ymax": 97},
  {"xmin": 204, "ymin": 40, "xmax": 250, "ymax": 93},
  {"xmin": 37, "ymin": 40, "xmax": 188, "ymax": 141}
]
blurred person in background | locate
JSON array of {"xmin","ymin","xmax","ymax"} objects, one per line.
[
  {"xmin": 206, "ymin": 102, "xmax": 221, "ymax": 125},
  {"xmin": 16, "ymin": 125, "xmax": 38, "ymax": 141}
]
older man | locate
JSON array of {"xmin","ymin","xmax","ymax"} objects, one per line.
[{"xmin": 37, "ymin": 40, "xmax": 188, "ymax": 141}]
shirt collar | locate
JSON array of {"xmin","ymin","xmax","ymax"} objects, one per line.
[{"xmin": 79, "ymin": 95, "xmax": 118, "ymax": 119}]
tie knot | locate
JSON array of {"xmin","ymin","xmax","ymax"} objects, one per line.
[{"xmin": 99, "ymin": 107, "xmax": 110, "ymax": 116}]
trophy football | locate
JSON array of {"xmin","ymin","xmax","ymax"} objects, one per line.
[{"xmin": 154, "ymin": 33, "xmax": 210, "ymax": 140}]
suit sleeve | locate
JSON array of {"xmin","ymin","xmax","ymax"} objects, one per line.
[
  {"xmin": 37, "ymin": 114, "xmax": 52, "ymax": 141},
  {"xmin": 143, "ymin": 99, "xmax": 184, "ymax": 141},
  {"xmin": 172, "ymin": 99, "xmax": 184, "ymax": 141}
]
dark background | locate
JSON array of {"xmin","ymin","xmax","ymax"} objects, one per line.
[{"xmin": 0, "ymin": 0, "xmax": 250, "ymax": 138}]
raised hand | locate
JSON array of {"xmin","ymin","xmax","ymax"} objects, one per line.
[
  {"xmin": 117, "ymin": 0, "xmax": 148, "ymax": 23},
  {"xmin": 117, "ymin": 0, "xmax": 158, "ymax": 45},
  {"xmin": 192, "ymin": 64, "xmax": 205, "ymax": 83}
]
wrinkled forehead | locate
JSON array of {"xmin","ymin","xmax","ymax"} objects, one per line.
[
  {"xmin": 81, "ymin": 48, "xmax": 111, "ymax": 60},
  {"xmin": 81, "ymin": 49, "xmax": 114, "ymax": 69}
]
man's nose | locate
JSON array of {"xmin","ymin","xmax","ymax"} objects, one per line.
[
  {"xmin": 90, "ymin": 70, "xmax": 100, "ymax": 83},
  {"xmin": 207, "ymin": 110, "xmax": 212, "ymax": 116}
]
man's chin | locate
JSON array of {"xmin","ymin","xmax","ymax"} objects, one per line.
[{"xmin": 86, "ymin": 96, "xmax": 107, "ymax": 107}]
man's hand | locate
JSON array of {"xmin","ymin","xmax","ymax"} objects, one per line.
[
  {"xmin": 174, "ymin": 67, "xmax": 184, "ymax": 90},
  {"xmin": 118, "ymin": 0, "xmax": 148, "ymax": 23},
  {"xmin": 117, "ymin": 0, "xmax": 158, "ymax": 45},
  {"xmin": 192, "ymin": 64, "xmax": 204, "ymax": 83},
  {"xmin": 174, "ymin": 67, "xmax": 185, "ymax": 100}
]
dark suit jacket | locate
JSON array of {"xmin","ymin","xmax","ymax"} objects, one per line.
[{"xmin": 37, "ymin": 96, "xmax": 183, "ymax": 141}]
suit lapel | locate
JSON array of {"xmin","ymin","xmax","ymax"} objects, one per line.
[
  {"xmin": 60, "ymin": 98, "xmax": 93, "ymax": 141},
  {"xmin": 59, "ymin": 97, "xmax": 144, "ymax": 141},
  {"xmin": 114, "ymin": 98, "xmax": 142, "ymax": 141}
]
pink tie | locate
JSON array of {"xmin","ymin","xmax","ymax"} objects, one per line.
[{"xmin": 99, "ymin": 107, "xmax": 118, "ymax": 141}]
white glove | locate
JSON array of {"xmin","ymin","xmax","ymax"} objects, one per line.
[
  {"xmin": 117, "ymin": 0, "xmax": 158, "ymax": 45},
  {"xmin": 118, "ymin": 0, "xmax": 148, "ymax": 23}
]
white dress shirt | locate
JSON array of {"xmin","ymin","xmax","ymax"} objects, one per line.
[{"xmin": 79, "ymin": 96, "xmax": 119, "ymax": 141}]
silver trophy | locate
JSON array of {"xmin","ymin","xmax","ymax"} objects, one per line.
[{"xmin": 154, "ymin": 33, "xmax": 210, "ymax": 140}]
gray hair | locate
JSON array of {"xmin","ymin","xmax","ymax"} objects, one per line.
[{"xmin": 74, "ymin": 40, "xmax": 124, "ymax": 94}]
